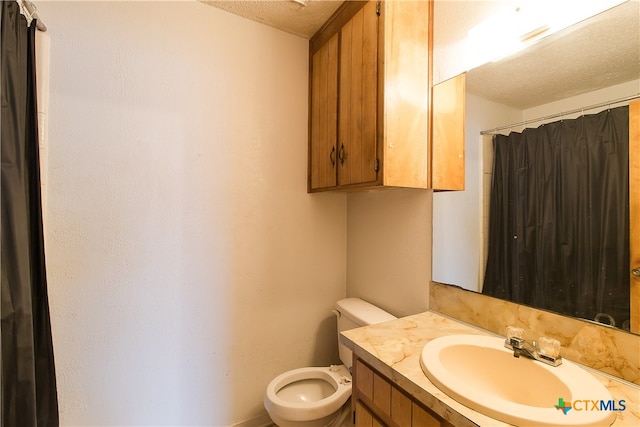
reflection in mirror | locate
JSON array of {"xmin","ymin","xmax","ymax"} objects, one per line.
[
  {"xmin": 482, "ymin": 106, "xmax": 630, "ymax": 330},
  {"xmin": 432, "ymin": 1, "xmax": 640, "ymax": 334}
]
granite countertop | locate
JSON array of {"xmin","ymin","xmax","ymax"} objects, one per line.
[{"xmin": 340, "ymin": 310, "xmax": 640, "ymax": 427}]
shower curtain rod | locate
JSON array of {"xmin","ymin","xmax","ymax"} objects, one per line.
[
  {"xmin": 480, "ymin": 93, "xmax": 640, "ymax": 135},
  {"xmin": 17, "ymin": 0, "xmax": 47, "ymax": 32}
]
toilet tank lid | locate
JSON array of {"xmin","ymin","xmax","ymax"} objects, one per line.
[{"xmin": 336, "ymin": 298, "xmax": 397, "ymax": 325}]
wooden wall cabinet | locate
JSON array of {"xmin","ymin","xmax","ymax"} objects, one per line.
[
  {"xmin": 431, "ymin": 74, "xmax": 465, "ymax": 191},
  {"xmin": 353, "ymin": 356, "xmax": 454, "ymax": 427},
  {"xmin": 308, "ymin": 0, "xmax": 464, "ymax": 193}
]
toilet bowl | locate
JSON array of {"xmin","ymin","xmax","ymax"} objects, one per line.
[
  {"xmin": 264, "ymin": 298, "xmax": 396, "ymax": 427},
  {"xmin": 264, "ymin": 365, "xmax": 352, "ymax": 427}
]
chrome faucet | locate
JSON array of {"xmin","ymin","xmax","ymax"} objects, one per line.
[{"xmin": 504, "ymin": 327, "xmax": 562, "ymax": 367}]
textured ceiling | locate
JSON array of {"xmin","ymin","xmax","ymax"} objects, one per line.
[
  {"xmin": 201, "ymin": 0, "xmax": 344, "ymax": 39},
  {"xmin": 201, "ymin": 1, "xmax": 639, "ymax": 110},
  {"xmin": 466, "ymin": 1, "xmax": 640, "ymax": 109}
]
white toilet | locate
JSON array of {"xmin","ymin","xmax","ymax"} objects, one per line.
[{"xmin": 264, "ymin": 298, "xmax": 396, "ymax": 427}]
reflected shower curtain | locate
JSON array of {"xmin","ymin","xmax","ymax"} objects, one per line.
[
  {"xmin": 483, "ymin": 106, "xmax": 630, "ymax": 329},
  {"xmin": 1, "ymin": 2, "xmax": 59, "ymax": 426}
]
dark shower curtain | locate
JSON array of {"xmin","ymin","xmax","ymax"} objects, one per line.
[
  {"xmin": 483, "ymin": 106, "xmax": 630, "ymax": 329},
  {"xmin": 1, "ymin": 2, "xmax": 59, "ymax": 426}
]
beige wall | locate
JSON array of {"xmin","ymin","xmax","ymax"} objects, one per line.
[
  {"xmin": 38, "ymin": 2, "xmax": 347, "ymax": 425},
  {"xmin": 347, "ymin": 189, "xmax": 432, "ymax": 318}
]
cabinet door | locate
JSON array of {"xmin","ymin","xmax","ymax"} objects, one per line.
[
  {"xmin": 355, "ymin": 401, "xmax": 385, "ymax": 427},
  {"xmin": 309, "ymin": 33, "xmax": 339, "ymax": 191},
  {"xmin": 381, "ymin": 0, "xmax": 432, "ymax": 188},
  {"xmin": 338, "ymin": 0, "xmax": 378, "ymax": 186},
  {"xmin": 355, "ymin": 358, "xmax": 374, "ymax": 401},
  {"xmin": 412, "ymin": 402, "xmax": 442, "ymax": 427},
  {"xmin": 431, "ymin": 73, "xmax": 465, "ymax": 191},
  {"xmin": 391, "ymin": 387, "xmax": 412, "ymax": 426}
]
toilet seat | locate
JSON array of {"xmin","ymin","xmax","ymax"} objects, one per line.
[{"xmin": 264, "ymin": 365, "xmax": 352, "ymax": 423}]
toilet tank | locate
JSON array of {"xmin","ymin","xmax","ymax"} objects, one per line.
[{"xmin": 335, "ymin": 298, "xmax": 397, "ymax": 369}]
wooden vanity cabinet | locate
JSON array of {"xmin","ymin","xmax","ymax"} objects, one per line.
[
  {"xmin": 309, "ymin": 0, "xmax": 463, "ymax": 192},
  {"xmin": 352, "ymin": 356, "xmax": 455, "ymax": 427}
]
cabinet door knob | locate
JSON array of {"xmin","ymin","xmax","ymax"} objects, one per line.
[
  {"xmin": 338, "ymin": 143, "xmax": 346, "ymax": 166},
  {"xmin": 329, "ymin": 146, "xmax": 336, "ymax": 168},
  {"xmin": 632, "ymin": 267, "xmax": 640, "ymax": 278}
]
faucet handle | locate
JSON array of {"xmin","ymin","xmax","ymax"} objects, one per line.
[
  {"xmin": 504, "ymin": 326, "xmax": 525, "ymax": 351},
  {"xmin": 538, "ymin": 336, "xmax": 561, "ymax": 359},
  {"xmin": 506, "ymin": 326, "xmax": 525, "ymax": 340}
]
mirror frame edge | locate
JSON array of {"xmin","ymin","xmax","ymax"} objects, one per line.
[{"xmin": 630, "ymin": 99, "xmax": 639, "ymax": 334}]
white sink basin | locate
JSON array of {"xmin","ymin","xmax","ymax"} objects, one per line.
[{"xmin": 420, "ymin": 334, "xmax": 617, "ymax": 426}]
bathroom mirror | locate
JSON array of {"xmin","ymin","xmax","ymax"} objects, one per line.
[{"xmin": 432, "ymin": 1, "xmax": 640, "ymax": 334}]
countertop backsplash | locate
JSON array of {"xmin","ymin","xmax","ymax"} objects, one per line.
[{"xmin": 430, "ymin": 282, "xmax": 640, "ymax": 386}]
